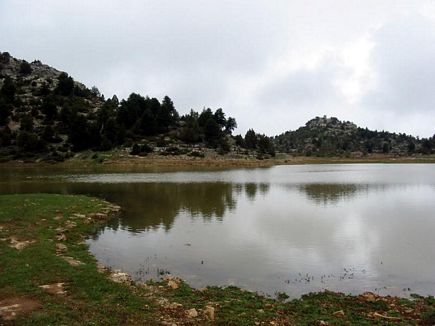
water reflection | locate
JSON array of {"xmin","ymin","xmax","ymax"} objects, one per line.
[
  {"xmin": 107, "ymin": 183, "xmax": 239, "ymax": 232},
  {"xmin": 1, "ymin": 164, "xmax": 435, "ymax": 298},
  {"xmin": 0, "ymin": 179, "xmax": 399, "ymax": 231},
  {"xmin": 299, "ymin": 184, "xmax": 367, "ymax": 205},
  {"xmin": 0, "ymin": 180, "xmax": 271, "ymax": 232}
]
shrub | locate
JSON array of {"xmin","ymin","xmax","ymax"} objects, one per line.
[
  {"xmin": 422, "ymin": 309, "xmax": 435, "ymax": 325},
  {"xmin": 161, "ymin": 146, "xmax": 187, "ymax": 156},
  {"xmin": 156, "ymin": 137, "xmax": 167, "ymax": 147},
  {"xmin": 55, "ymin": 72, "xmax": 74, "ymax": 96},
  {"xmin": 188, "ymin": 151, "xmax": 205, "ymax": 158},
  {"xmin": 130, "ymin": 143, "xmax": 140, "ymax": 155},
  {"xmin": 0, "ymin": 52, "xmax": 11, "ymax": 64},
  {"xmin": 130, "ymin": 143, "xmax": 153, "ymax": 156},
  {"xmin": 19, "ymin": 61, "xmax": 32, "ymax": 75}
]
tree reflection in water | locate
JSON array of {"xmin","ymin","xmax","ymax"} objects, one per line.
[
  {"xmin": 107, "ymin": 182, "xmax": 271, "ymax": 232},
  {"xmin": 0, "ymin": 180, "xmax": 272, "ymax": 233},
  {"xmin": 298, "ymin": 184, "xmax": 366, "ymax": 205}
]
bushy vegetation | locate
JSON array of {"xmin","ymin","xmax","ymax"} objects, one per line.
[
  {"xmin": 19, "ymin": 60, "xmax": 32, "ymax": 75},
  {"xmin": 274, "ymin": 116, "xmax": 435, "ymax": 157},
  {"xmin": 239, "ymin": 129, "xmax": 276, "ymax": 157}
]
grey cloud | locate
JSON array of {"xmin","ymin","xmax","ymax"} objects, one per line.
[
  {"xmin": 1, "ymin": 1, "xmax": 435, "ymax": 137},
  {"xmin": 245, "ymin": 56, "xmax": 349, "ymax": 134},
  {"xmin": 366, "ymin": 16, "xmax": 435, "ymax": 113},
  {"xmin": 0, "ymin": 0, "xmax": 291, "ymax": 117},
  {"xmin": 258, "ymin": 58, "xmax": 344, "ymax": 108},
  {"xmin": 359, "ymin": 15, "xmax": 435, "ymax": 137},
  {"xmin": 0, "ymin": 1, "xmax": 288, "ymax": 81}
]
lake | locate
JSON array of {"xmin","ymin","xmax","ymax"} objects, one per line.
[{"xmin": 1, "ymin": 164, "xmax": 435, "ymax": 298}]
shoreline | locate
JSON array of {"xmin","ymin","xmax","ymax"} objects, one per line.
[
  {"xmin": 1, "ymin": 194, "xmax": 434, "ymax": 324},
  {"xmin": 1, "ymin": 153, "xmax": 435, "ymax": 172}
]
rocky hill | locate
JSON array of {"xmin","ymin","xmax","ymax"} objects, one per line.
[
  {"xmin": 274, "ymin": 116, "xmax": 434, "ymax": 156},
  {"xmin": 0, "ymin": 51, "xmax": 108, "ymax": 161},
  {"xmin": 0, "ymin": 52, "xmax": 241, "ymax": 162}
]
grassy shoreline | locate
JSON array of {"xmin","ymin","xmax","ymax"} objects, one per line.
[
  {"xmin": 1, "ymin": 194, "xmax": 435, "ymax": 325},
  {"xmin": 1, "ymin": 153, "xmax": 435, "ymax": 172}
]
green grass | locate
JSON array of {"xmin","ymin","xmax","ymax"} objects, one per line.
[
  {"xmin": 1, "ymin": 194, "xmax": 434, "ymax": 325},
  {"xmin": 0, "ymin": 194, "xmax": 157, "ymax": 325}
]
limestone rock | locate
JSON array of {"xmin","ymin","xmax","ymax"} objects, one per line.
[
  {"xmin": 186, "ymin": 308, "xmax": 198, "ymax": 318},
  {"xmin": 55, "ymin": 233, "xmax": 67, "ymax": 241},
  {"xmin": 72, "ymin": 213, "xmax": 86, "ymax": 219},
  {"xmin": 167, "ymin": 302, "xmax": 183, "ymax": 310},
  {"xmin": 39, "ymin": 283, "xmax": 66, "ymax": 295},
  {"xmin": 204, "ymin": 306, "xmax": 215, "ymax": 320},
  {"xmin": 7, "ymin": 236, "xmax": 35, "ymax": 250},
  {"xmin": 110, "ymin": 270, "xmax": 132, "ymax": 284},
  {"xmin": 61, "ymin": 256, "xmax": 84, "ymax": 266},
  {"xmin": 361, "ymin": 292, "xmax": 377, "ymax": 302},
  {"xmin": 167, "ymin": 280, "xmax": 179, "ymax": 290},
  {"xmin": 55, "ymin": 243, "xmax": 67, "ymax": 254},
  {"xmin": 0, "ymin": 297, "xmax": 40, "ymax": 320},
  {"xmin": 333, "ymin": 310, "xmax": 345, "ymax": 318},
  {"xmin": 89, "ymin": 212, "xmax": 108, "ymax": 220},
  {"xmin": 65, "ymin": 220, "xmax": 77, "ymax": 229}
]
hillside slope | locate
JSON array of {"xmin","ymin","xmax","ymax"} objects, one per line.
[
  {"xmin": 0, "ymin": 52, "xmax": 240, "ymax": 162},
  {"xmin": 0, "ymin": 51, "xmax": 107, "ymax": 161},
  {"xmin": 274, "ymin": 116, "xmax": 434, "ymax": 156}
]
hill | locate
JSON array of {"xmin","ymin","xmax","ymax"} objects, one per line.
[
  {"xmin": 274, "ymin": 116, "xmax": 434, "ymax": 157},
  {"xmin": 0, "ymin": 52, "xmax": 242, "ymax": 162}
]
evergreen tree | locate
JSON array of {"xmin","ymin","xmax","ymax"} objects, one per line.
[
  {"xmin": 244, "ymin": 129, "xmax": 257, "ymax": 149},
  {"xmin": 225, "ymin": 117, "xmax": 237, "ymax": 134},
  {"xmin": 40, "ymin": 98, "xmax": 57, "ymax": 121},
  {"xmin": 198, "ymin": 108, "xmax": 214, "ymax": 128},
  {"xmin": 0, "ymin": 52, "xmax": 11, "ymax": 64},
  {"xmin": 117, "ymin": 93, "xmax": 146, "ymax": 130},
  {"xmin": 20, "ymin": 115, "xmax": 34, "ymax": 132},
  {"xmin": 19, "ymin": 61, "xmax": 32, "ymax": 75},
  {"xmin": 0, "ymin": 76, "xmax": 16, "ymax": 103},
  {"xmin": 179, "ymin": 110, "xmax": 200, "ymax": 143},
  {"xmin": 234, "ymin": 134, "xmax": 244, "ymax": 147},
  {"xmin": 0, "ymin": 126, "xmax": 12, "ymax": 146},
  {"xmin": 257, "ymin": 134, "xmax": 275, "ymax": 156},
  {"xmin": 0, "ymin": 99, "xmax": 12, "ymax": 126},
  {"xmin": 41, "ymin": 125, "xmax": 55, "ymax": 142},
  {"xmin": 137, "ymin": 107, "xmax": 158, "ymax": 135},
  {"xmin": 421, "ymin": 139, "xmax": 432, "ymax": 154},
  {"xmin": 204, "ymin": 118, "xmax": 222, "ymax": 146},
  {"xmin": 56, "ymin": 72, "xmax": 74, "ymax": 96},
  {"xmin": 213, "ymin": 108, "xmax": 226, "ymax": 128},
  {"xmin": 16, "ymin": 131, "xmax": 45, "ymax": 152},
  {"xmin": 159, "ymin": 95, "xmax": 179, "ymax": 130}
]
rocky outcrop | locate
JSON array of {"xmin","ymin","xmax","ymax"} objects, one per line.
[{"xmin": 274, "ymin": 115, "xmax": 427, "ymax": 156}]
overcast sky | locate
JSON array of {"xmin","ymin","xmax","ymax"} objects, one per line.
[{"xmin": 1, "ymin": 1, "xmax": 435, "ymax": 137}]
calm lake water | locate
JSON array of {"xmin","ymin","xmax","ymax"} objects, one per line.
[{"xmin": 1, "ymin": 164, "xmax": 435, "ymax": 298}]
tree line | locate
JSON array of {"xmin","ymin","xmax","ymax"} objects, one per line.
[
  {"xmin": 0, "ymin": 63, "xmax": 275, "ymax": 160},
  {"xmin": 3, "ymin": 53, "xmax": 432, "ymax": 160}
]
